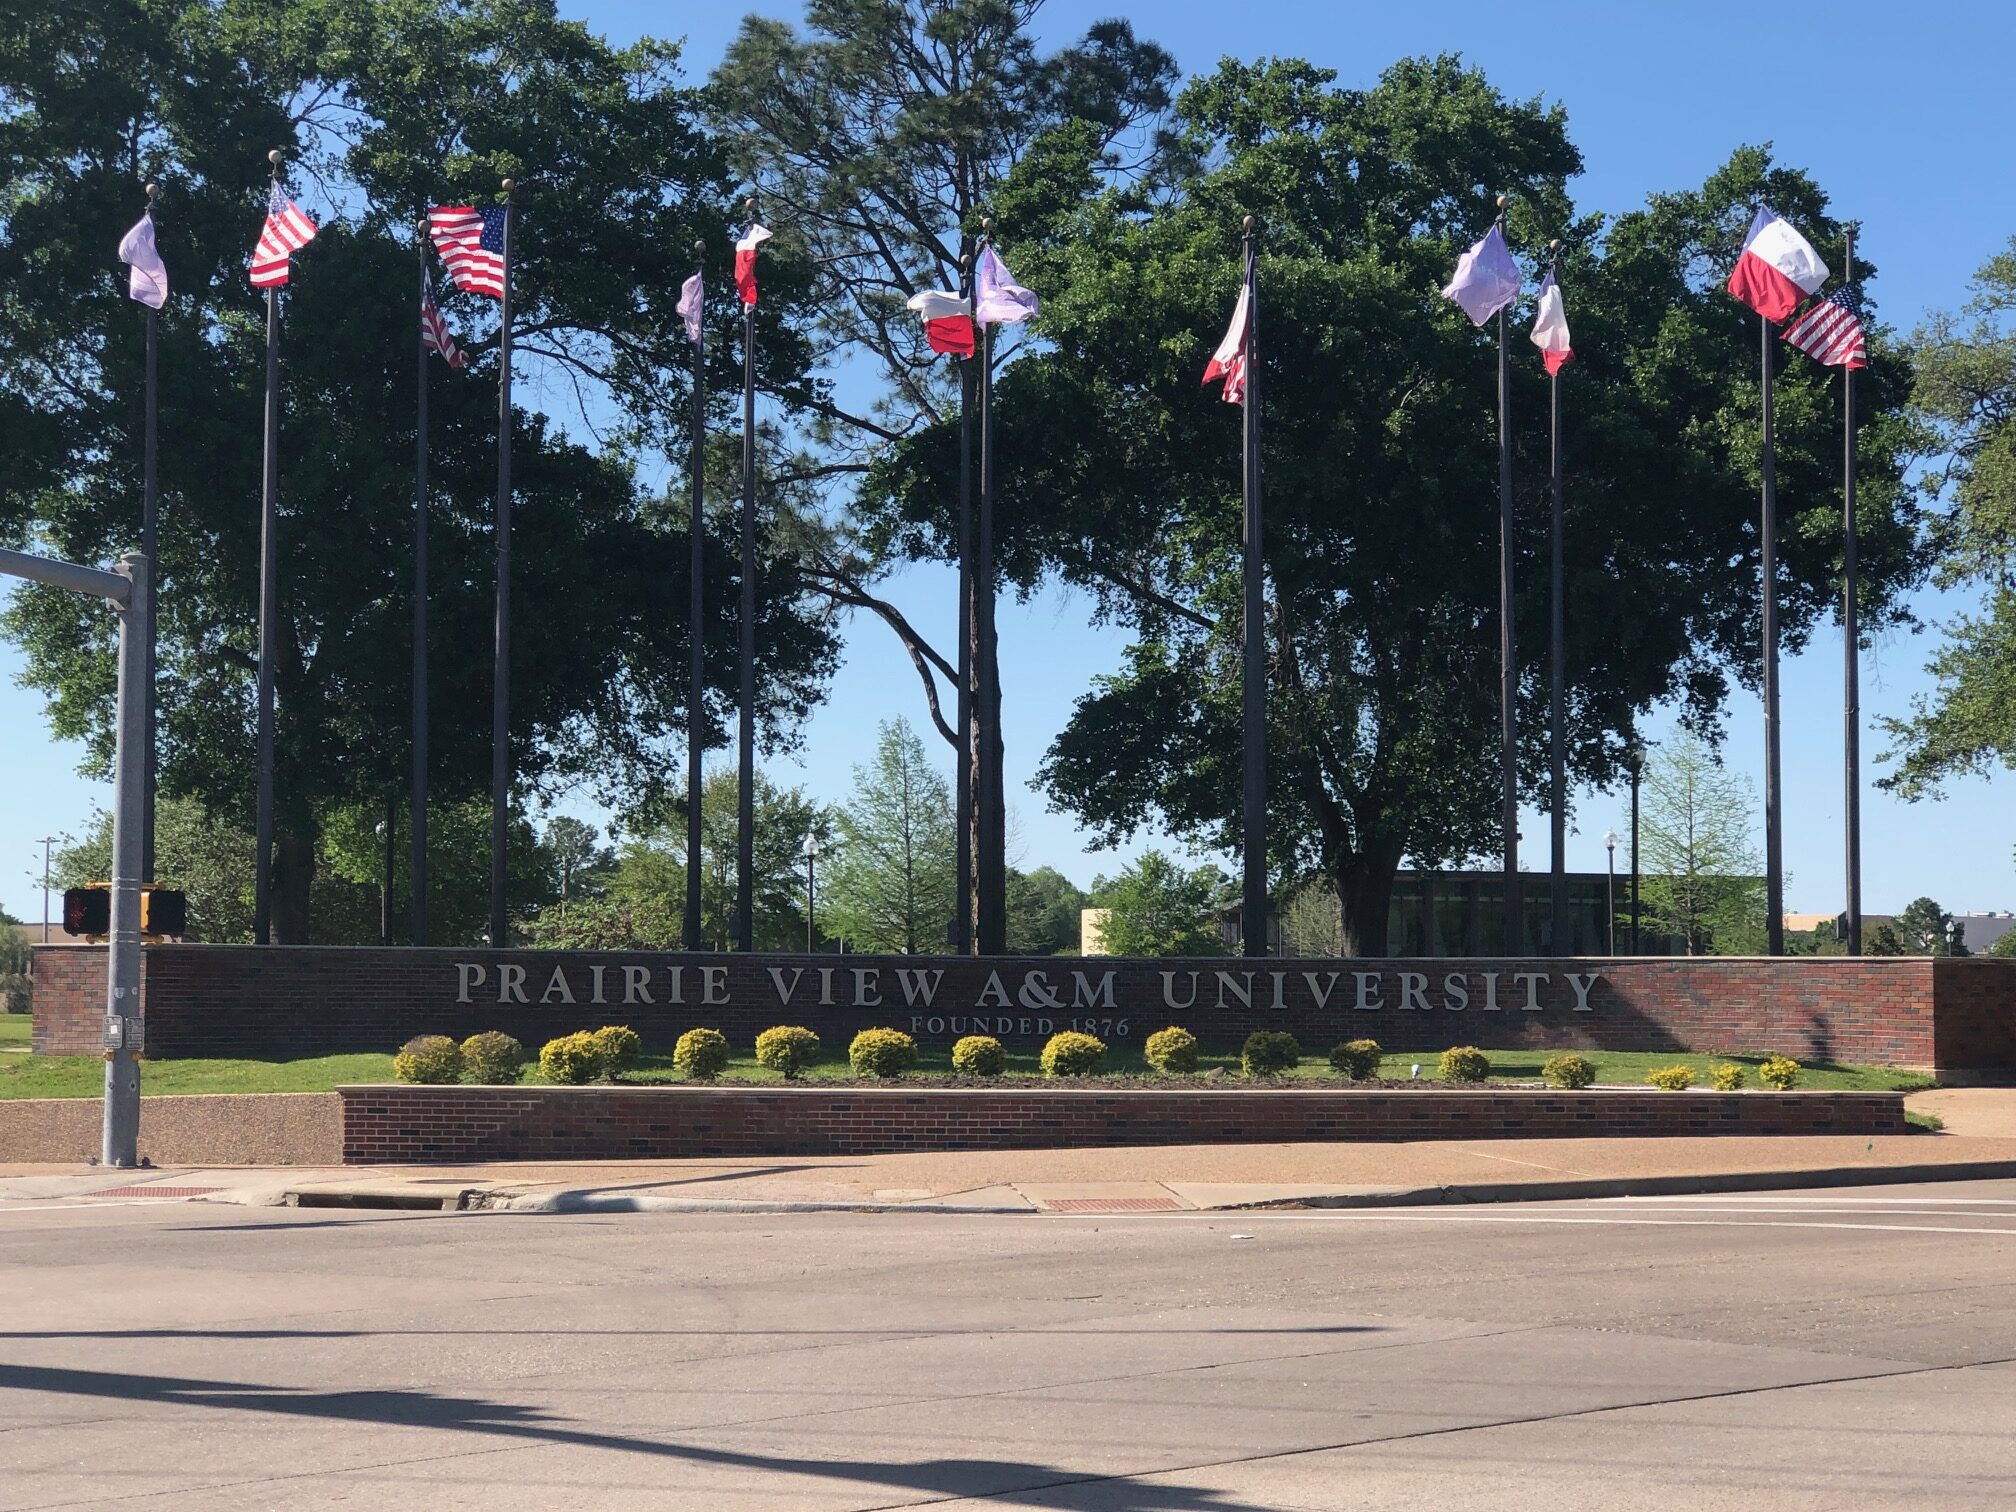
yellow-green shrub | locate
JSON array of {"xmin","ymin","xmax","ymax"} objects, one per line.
[
  {"xmin": 1329, "ymin": 1038, "xmax": 1382, "ymax": 1080},
  {"xmin": 1040, "ymin": 1030, "xmax": 1106, "ymax": 1077},
  {"xmin": 1439, "ymin": 1046, "xmax": 1490, "ymax": 1084},
  {"xmin": 538, "ymin": 1031, "xmax": 603, "ymax": 1085},
  {"xmin": 950, "ymin": 1034, "xmax": 1005, "ymax": 1076},
  {"xmin": 589, "ymin": 1025, "xmax": 641, "ymax": 1074},
  {"xmin": 459, "ymin": 1031, "xmax": 524, "ymax": 1085},
  {"xmin": 755, "ymin": 1025, "xmax": 821, "ymax": 1079},
  {"xmin": 1760, "ymin": 1055, "xmax": 1802, "ymax": 1090},
  {"xmin": 849, "ymin": 1027, "xmax": 918, "ymax": 1079},
  {"xmin": 1646, "ymin": 1063, "xmax": 1696, "ymax": 1090},
  {"xmin": 1241, "ymin": 1030, "xmax": 1301, "ymax": 1077},
  {"xmin": 393, "ymin": 1034, "xmax": 463, "ymax": 1084},
  {"xmin": 1710, "ymin": 1062, "xmax": 1746, "ymax": 1091},
  {"xmin": 672, "ymin": 1027, "xmax": 730, "ymax": 1081},
  {"xmin": 1143, "ymin": 1026, "xmax": 1200, "ymax": 1074},
  {"xmin": 1542, "ymin": 1053, "xmax": 1596, "ymax": 1090}
]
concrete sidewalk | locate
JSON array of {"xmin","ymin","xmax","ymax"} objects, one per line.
[{"xmin": 3, "ymin": 1089, "xmax": 2014, "ymax": 1215}]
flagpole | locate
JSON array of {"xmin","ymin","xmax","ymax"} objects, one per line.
[
  {"xmin": 1238, "ymin": 216, "xmax": 1267, "ymax": 959},
  {"xmin": 411, "ymin": 223, "xmax": 431, "ymax": 946},
  {"xmin": 1760, "ymin": 307, "xmax": 1784, "ymax": 956},
  {"xmin": 487, "ymin": 178, "xmax": 515, "ymax": 948},
  {"xmin": 954, "ymin": 250, "xmax": 975, "ymax": 955},
  {"xmin": 253, "ymin": 148, "xmax": 283, "ymax": 945},
  {"xmin": 1494, "ymin": 194, "xmax": 1519, "ymax": 954},
  {"xmin": 141, "ymin": 181, "xmax": 160, "ymax": 885},
  {"xmin": 1545, "ymin": 241, "xmax": 1566, "ymax": 956},
  {"xmin": 736, "ymin": 197, "xmax": 758, "ymax": 954},
  {"xmin": 685, "ymin": 238, "xmax": 706, "ymax": 952},
  {"xmin": 974, "ymin": 218, "xmax": 1005, "ymax": 956},
  {"xmin": 1841, "ymin": 225, "xmax": 1862, "ymax": 956}
]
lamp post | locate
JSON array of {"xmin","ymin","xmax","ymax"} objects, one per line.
[
  {"xmin": 801, "ymin": 831, "xmax": 820, "ymax": 953},
  {"xmin": 1626, "ymin": 742, "xmax": 1644, "ymax": 954},
  {"xmin": 1603, "ymin": 830, "xmax": 1619, "ymax": 956},
  {"xmin": 39, "ymin": 837, "xmax": 58, "ymax": 944}
]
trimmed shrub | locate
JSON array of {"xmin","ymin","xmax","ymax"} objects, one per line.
[
  {"xmin": 1439, "ymin": 1046, "xmax": 1491, "ymax": 1085},
  {"xmin": 1759, "ymin": 1055, "xmax": 1802, "ymax": 1091},
  {"xmin": 459, "ymin": 1031, "xmax": 524, "ymax": 1085},
  {"xmin": 538, "ymin": 1031, "xmax": 603, "ymax": 1085},
  {"xmin": 1542, "ymin": 1053, "xmax": 1596, "ymax": 1090},
  {"xmin": 1710, "ymin": 1062, "xmax": 1746, "ymax": 1091},
  {"xmin": 850, "ymin": 1027, "xmax": 919, "ymax": 1079},
  {"xmin": 589, "ymin": 1024, "xmax": 641, "ymax": 1074},
  {"xmin": 1241, "ymin": 1030, "xmax": 1302, "ymax": 1078},
  {"xmin": 1329, "ymin": 1038, "xmax": 1383, "ymax": 1081},
  {"xmin": 950, "ymin": 1034, "xmax": 1006, "ymax": 1076},
  {"xmin": 393, "ymin": 1034, "xmax": 463, "ymax": 1085},
  {"xmin": 1646, "ymin": 1063, "xmax": 1696, "ymax": 1091},
  {"xmin": 672, "ymin": 1027, "xmax": 731, "ymax": 1081},
  {"xmin": 755, "ymin": 1025, "xmax": 822, "ymax": 1080},
  {"xmin": 1143, "ymin": 1026, "xmax": 1200, "ymax": 1075},
  {"xmin": 1040, "ymin": 1030, "xmax": 1106, "ymax": 1078}
]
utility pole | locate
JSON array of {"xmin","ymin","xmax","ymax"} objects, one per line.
[{"xmin": 39, "ymin": 837, "xmax": 58, "ymax": 944}]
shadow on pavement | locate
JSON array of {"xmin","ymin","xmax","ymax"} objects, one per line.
[{"xmin": 2, "ymin": 1324, "xmax": 1380, "ymax": 1341}]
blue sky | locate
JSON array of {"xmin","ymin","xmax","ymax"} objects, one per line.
[{"xmin": 5, "ymin": 0, "xmax": 2011, "ymax": 925}]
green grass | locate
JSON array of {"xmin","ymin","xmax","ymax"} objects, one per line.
[
  {"xmin": 0, "ymin": 1035, "xmax": 1932, "ymax": 1100},
  {"xmin": 0, "ymin": 1014, "xmax": 30, "ymax": 1050}
]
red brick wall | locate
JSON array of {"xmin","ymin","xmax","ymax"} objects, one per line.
[
  {"xmin": 29, "ymin": 944, "xmax": 2015, "ymax": 1073},
  {"xmin": 336, "ymin": 1083, "xmax": 1910, "ymax": 1163}
]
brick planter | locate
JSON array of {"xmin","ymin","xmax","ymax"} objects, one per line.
[{"xmin": 336, "ymin": 1083, "xmax": 1910, "ymax": 1164}]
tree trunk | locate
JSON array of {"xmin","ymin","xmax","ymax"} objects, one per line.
[
  {"xmin": 1334, "ymin": 844, "xmax": 1403, "ymax": 958},
  {"xmin": 270, "ymin": 806, "xmax": 318, "ymax": 945}
]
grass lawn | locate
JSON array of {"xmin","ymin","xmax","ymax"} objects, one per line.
[
  {"xmin": 0, "ymin": 1014, "xmax": 29, "ymax": 1050},
  {"xmin": 0, "ymin": 1033, "xmax": 1932, "ymax": 1100}
]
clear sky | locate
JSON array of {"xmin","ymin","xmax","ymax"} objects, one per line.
[{"xmin": 5, "ymin": 0, "xmax": 2011, "ymax": 927}]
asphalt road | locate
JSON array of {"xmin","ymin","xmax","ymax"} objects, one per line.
[{"xmin": 3, "ymin": 1180, "xmax": 2015, "ymax": 1509}]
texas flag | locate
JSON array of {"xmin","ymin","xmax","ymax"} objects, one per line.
[
  {"xmin": 1202, "ymin": 273, "xmax": 1251, "ymax": 405},
  {"xmin": 1529, "ymin": 269, "xmax": 1572, "ymax": 374},
  {"xmin": 905, "ymin": 289, "xmax": 974, "ymax": 357},
  {"xmin": 735, "ymin": 222, "xmax": 771, "ymax": 305},
  {"xmin": 1727, "ymin": 206, "xmax": 1828, "ymax": 323}
]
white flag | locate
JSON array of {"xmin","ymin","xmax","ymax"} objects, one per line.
[
  {"xmin": 119, "ymin": 212, "xmax": 169, "ymax": 309},
  {"xmin": 1441, "ymin": 224, "xmax": 1520, "ymax": 327},
  {"xmin": 677, "ymin": 270, "xmax": 703, "ymax": 345},
  {"xmin": 1529, "ymin": 270, "xmax": 1572, "ymax": 374}
]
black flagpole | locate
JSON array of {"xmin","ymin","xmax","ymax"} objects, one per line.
[
  {"xmin": 1494, "ymin": 193, "xmax": 1519, "ymax": 954},
  {"xmin": 1761, "ymin": 306, "xmax": 1784, "ymax": 956},
  {"xmin": 411, "ymin": 225, "xmax": 431, "ymax": 946},
  {"xmin": 1546, "ymin": 240, "xmax": 1566, "ymax": 955},
  {"xmin": 954, "ymin": 250, "xmax": 975, "ymax": 954},
  {"xmin": 1239, "ymin": 215, "xmax": 1267, "ymax": 959},
  {"xmin": 253, "ymin": 149, "xmax": 283, "ymax": 945},
  {"xmin": 974, "ymin": 218, "xmax": 1005, "ymax": 956},
  {"xmin": 685, "ymin": 238, "xmax": 706, "ymax": 952},
  {"xmin": 736, "ymin": 198, "xmax": 758, "ymax": 954},
  {"xmin": 141, "ymin": 180, "xmax": 160, "ymax": 885},
  {"xmin": 487, "ymin": 178, "xmax": 515, "ymax": 948},
  {"xmin": 1842, "ymin": 225, "xmax": 1862, "ymax": 955}
]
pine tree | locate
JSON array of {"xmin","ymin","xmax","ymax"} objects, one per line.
[{"xmin": 822, "ymin": 720, "xmax": 957, "ymax": 954}]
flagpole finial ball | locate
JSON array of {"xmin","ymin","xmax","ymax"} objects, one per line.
[
  {"xmin": 1548, "ymin": 238, "xmax": 1561, "ymax": 254},
  {"xmin": 1242, "ymin": 214, "xmax": 1253, "ymax": 233},
  {"xmin": 693, "ymin": 240, "xmax": 705, "ymax": 259},
  {"xmin": 145, "ymin": 182, "xmax": 158, "ymax": 200},
  {"xmin": 267, "ymin": 149, "xmax": 282, "ymax": 165},
  {"xmin": 501, "ymin": 178, "xmax": 514, "ymax": 193},
  {"xmin": 1495, "ymin": 193, "xmax": 1508, "ymax": 210}
]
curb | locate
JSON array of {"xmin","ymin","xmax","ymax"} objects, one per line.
[{"xmin": 499, "ymin": 1192, "xmax": 1034, "ymax": 1215}]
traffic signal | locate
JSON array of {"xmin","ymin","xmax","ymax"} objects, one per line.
[
  {"xmin": 62, "ymin": 887, "xmax": 110, "ymax": 936},
  {"xmin": 142, "ymin": 889, "xmax": 187, "ymax": 938}
]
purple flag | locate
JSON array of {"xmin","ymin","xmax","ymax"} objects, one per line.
[
  {"xmin": 1440, "ymin": 224, "xmax": 1520, "ymax": 327},
  {"xmin": 677, "ymin": 270, "xmax": 703, "ymax": 345},
  {"xmin": 119, "ymin": 212, "xmax": 169, "ymax": 309},
  {"xmin": 974, "ymin": 244, "xmax": 1037, "ymax": 325}
]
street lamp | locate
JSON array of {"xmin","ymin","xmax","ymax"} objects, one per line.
[
  {"xmin": 1626, "ymin": 741, "xmax": 1645, "ymax": 954},
  {"xmin": 1603, "ymin": 830, "xmax": 1620, "ymax": 956},
  {"xmin": 801, "ymin": 831, "xmax": 820, "ymax": 952}
]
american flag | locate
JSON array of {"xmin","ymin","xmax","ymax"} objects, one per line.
[
  {"xmin": 421, "ymin": 269, "xmax": 467, "ymax": 370},
  {"xmin": 1782, "ymin": 284, "xmax": 1867, "ymax": 369},
  {"xmin": 428, "ymin": 205, "xmax": 507, "ymax": 298},
  {"xmin": 249, "ymin": 184, "xmax": 317, "ymax": 289}
]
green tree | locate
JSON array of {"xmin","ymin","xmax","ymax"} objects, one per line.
[
  {"xmin": 1006, "ymin": 865, "xmax": 1088, "ymax": 955},
  {"xmin": 0, "ymin": 910, "xmax": 29, "ymax": 1014},
  {"xmin": 542, "ymin": 816, "xmax": 615, "ymax": 919},
  {"xmin": 0, "ymin": 1, "xmax": 834, "ymax": 941},
  {"xmin": 1635, "ymin": 735, "xmax": 1767, "ymax": 955},
  {"xmin": 822, "ymin": 719, "xmax": 956, "ymax": 954},
  {"xmin": 1894, "ymin": 896, "xmax": 1965, "ymax": 956},
  {"xmin": 1988, "ymin": 927, "xmax": 2016, "ymax": 958},
  {"xmin": 1089, "ymin": 850, "xmax": 1229, "ymax": 957},
  {"xmin": 864, "ymin": 57, "xmax": 1922, "ymax": 952},
  {"xmin": 53, "ymin": 798, "xmax": 256, "ymax": 942},
  {"xmin": 1866, "ymin": 921, "xmax": 1908, "ymax": 956}
]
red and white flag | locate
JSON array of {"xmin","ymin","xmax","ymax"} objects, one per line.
[
  {"xmin": 905, "ymin": 290, "xmax": 974, "ymax": 357},
  {"xmin": 421, "ymin": 269, "xmax": 467, "ymax": 370},
  {"xmin": 1529, "ymin": 270, "xmax": 1572, "ymax": 374},
  {"xmin": 249, "ymin": 184, "xmax": 317, "ymax": 289},
  {"xmin": 1727, "ymin": 205, "xmax": 1828, "ymax": 323},
  {"xmin": 735, "ymin": 222, "xmax": 772, "ymax": 304},
  {"xmin": 1202, "ymin": 278, "xmax": 1250, "ymax": 405}
]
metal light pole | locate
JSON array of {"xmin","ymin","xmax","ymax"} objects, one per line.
[
  {"xmin": 1604, "ymin": 829, "xmax": 1619, "ymax": 956},
  {"xmin": 1627, "ymin": 741, "xmax": 1643, "ymax": 955},
  {"xmin": 39, "ymin": 837, "xmax": 57, "ymax": 943},
  {"xmin": 801, "ymin": 831, "xmax": 820, "ymax": 953}
]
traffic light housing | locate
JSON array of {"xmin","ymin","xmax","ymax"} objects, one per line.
[
  {"xmin": 62, "ymin": 887, "xmax": 110, "ymax": 937},
  {"xmin": 60, "ymin": 885, "xmax": 187, "ymax": 938},
  {"xmin": 142, "ymin": 889, "xmax": 187, "ymax": 938}
]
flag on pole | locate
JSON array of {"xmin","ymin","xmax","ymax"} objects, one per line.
[
  {"xmin": 428, "ymin": 206, "xmax": 508, "ymax": 298},
  {"xmin": 735, "ymin": 223, "xmax": 771, "ymax": 304},
  {"xmin": 420, "ymin": 269, "xmax": 467, "ymax": 371},
  {"xmin": 974, "ymin": 245, "xmax": 1038, "ymax": 325},
  {"xmin": 1529, "ymin": 269, "xmax": 1573, "ymax": 374},
  {"xmin": 905, "ymin": 290, "xmax": 975, "ymax": 356},
  {"xmin": 119, "ymin": 212, "xmax": 169, "ymax": 308},
  {"xmin": 677, "ymin": 270, "xmax": 704, "ymax": 345},
  {"xmin": 1441, "ymin": 224, "xmax": 1521, "ymax": 326},
  {"xmin": 1782, "ymin": 284, "xmax": 1867, "ymax": 369},
  {"xmin": 1203, "ymin": 272, "xmax": 1251, "ymax": 405},
  {"xmin": 1727, "ymin": 205, "xmax": 1828, "ymax": 323},
  {"xmin": 249, "ymin": 184, "xmax": 317, "ymax": 289}
]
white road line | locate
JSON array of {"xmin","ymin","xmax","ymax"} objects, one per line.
[{"xmin": 1246, "ymin": 1213, "xmax": 2016, "ymax": 1236}]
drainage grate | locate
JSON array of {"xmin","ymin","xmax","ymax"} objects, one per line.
[
  {"xmin": 93, "ymin": 1186, "xmax": 223, "ymax": 1199},
  {"xmin": 1041, "ymin": 1197, "xmax": 1184, "ymax": 1213}
]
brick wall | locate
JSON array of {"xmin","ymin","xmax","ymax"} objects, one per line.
[
  {"xmin": 336, "ymin": 1083, "xmax": 1910, "ymax": 1163},
  {"xmin": 29, "ymin": 944, "xmax": 2016, "ymax": 1074}
]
